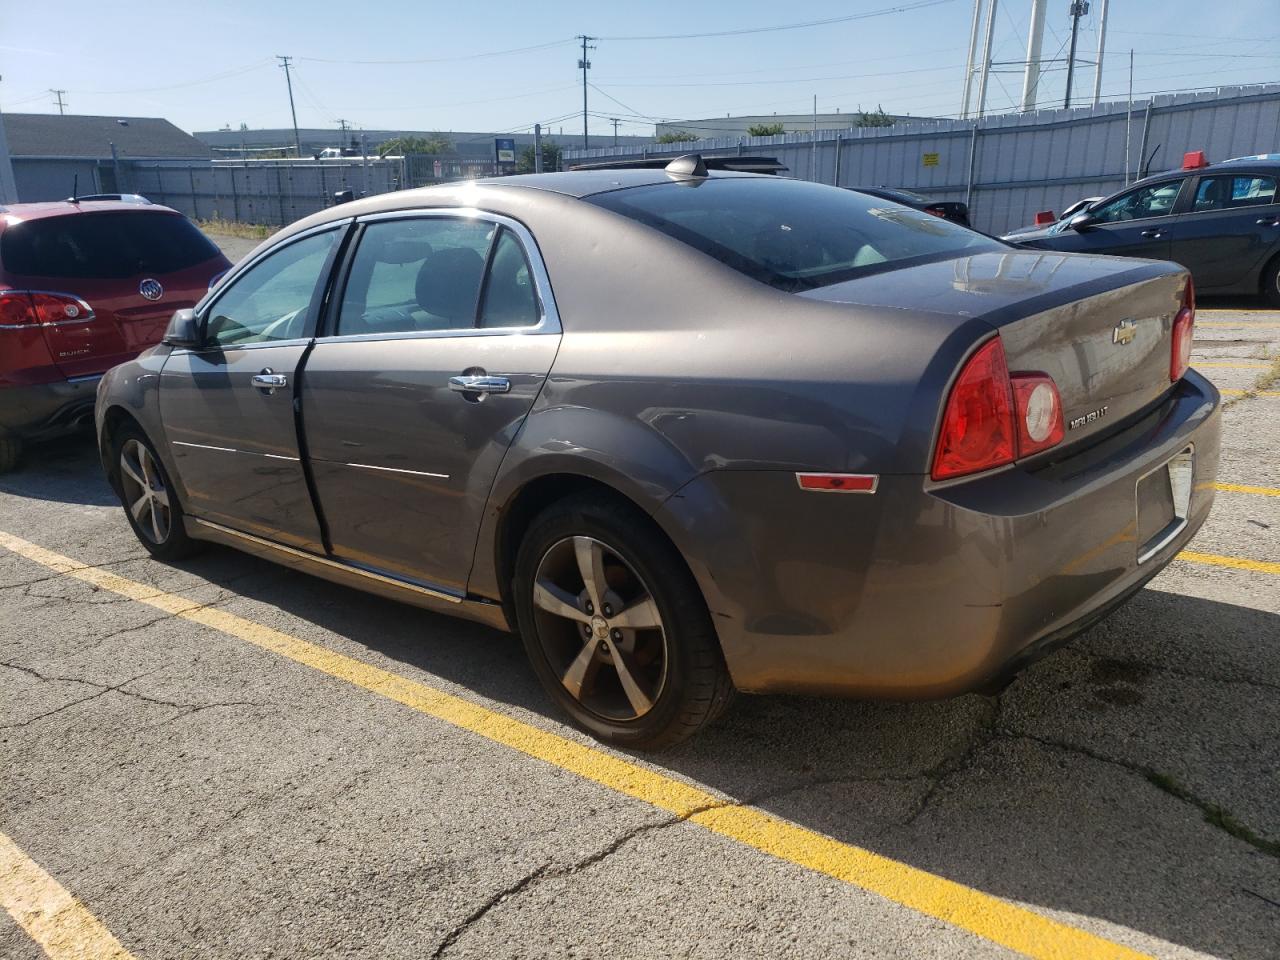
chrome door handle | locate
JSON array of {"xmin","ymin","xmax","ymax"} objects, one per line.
[
  {"xmin": 251, "ymin": 371, "xmax": 288, "ymax": 394},
  {"xmin": 449, "ymin": 375, "xmax": 510, "ymax": 394},
  {"xmin": 1139, "ymin": 229, "xmax": 1163, "ymax": 238},
  {"xmin": 1257, "ymin": 218, "xmax": 1280, "ymax": 226}
]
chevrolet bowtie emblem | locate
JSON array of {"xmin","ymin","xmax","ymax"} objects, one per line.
[{"xmin": 1112, "ymin": 318, "xmax": 1138, "ymax": 345}]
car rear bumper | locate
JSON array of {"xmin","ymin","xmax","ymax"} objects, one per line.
[
  {"xmin": 0, "ymin": 376, "xmax": 102, "ymax": 441},
  {"xmin": 655, "ymin": 371, "xmax": 1221, "ymax": 697}
]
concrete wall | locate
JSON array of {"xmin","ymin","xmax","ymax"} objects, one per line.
[{"xmin": 568, "ymin": 85, "xmax": 1280, "ymax": 235}]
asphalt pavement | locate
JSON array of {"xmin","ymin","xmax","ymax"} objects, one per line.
[{"xmin": 0, "ymin": 237, "xmax": 1277, "ymax": 959}]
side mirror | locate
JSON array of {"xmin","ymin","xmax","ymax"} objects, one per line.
[
  {"xmin": 163, "ymin": 308, "xmax": 203, "ymax": 349},
  {"xmin": 333, "ymin": 188, "xmax": 354, "ymax": 205},
  {"xmin": 1069, "ymin": 211, "xmax": 1098, "ymax": 232}
]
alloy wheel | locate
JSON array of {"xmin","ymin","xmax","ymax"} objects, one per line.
[
  {"xmin": 530, "ymin": 536, "xmax": 668, "ymax": 721},
  {"xmin": 119, "ymin": 439, "xmax": 171, "ymax": 545}
]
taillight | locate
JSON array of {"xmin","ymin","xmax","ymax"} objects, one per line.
[
  {"xmin": 1171, "ymin": 277, "xmax": 1195, "ymax": 382},
  {"xmin": 1010, "ymin": 374, "xmax": 1064, "ymax": 457},
  {"xmin": 0, "ymin": 290, "xmax": 37, "ymax": 327},
  {"xmin": 932, "ymin": 338, "xmax": 1016, "ymax": 480},
  {"xmin": 0, "ymin": 289, "xmax": 92, "ymax": 327},
  {"xmin": 932, "ymin": 338, "xmax": 1065, "ymax": 481}
]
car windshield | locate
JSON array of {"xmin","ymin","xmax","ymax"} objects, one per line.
[
  {"xmin": 0, "ymin": 210, "xmax": 221, "ymax": 279},
  {"xmin": 587, "ymin": 177, "xmax": 1000, "ymax": 292}
]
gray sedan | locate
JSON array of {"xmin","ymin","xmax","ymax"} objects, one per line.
[{"xmin": 96, "ymin": 159, "xmax": 1220, "ymax": 749}]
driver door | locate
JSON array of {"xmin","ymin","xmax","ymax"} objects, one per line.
[
  {"xmin": 160, "ymin": 225, "xmax": 347, "ymax": 551},
  {"xmin": 1047, "ymin": 178, "xmax": 1185, "ymax": 261}
]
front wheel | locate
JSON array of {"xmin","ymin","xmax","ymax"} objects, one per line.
[
  {"xmin": 1263, "ymin": 256, "xmax": 1280, "ymax": 309},
  {"xmin": 513, "ymin": 496, "xmax": 734, "ymax": 750},
  {"xmin": 112, "ymin": 425, "xmax": 200, "ymax": 560}
]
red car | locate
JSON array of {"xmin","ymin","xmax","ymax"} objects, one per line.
[{"xmin": 0, "ymin": 198, "xmax": 230, "ymax": 471}]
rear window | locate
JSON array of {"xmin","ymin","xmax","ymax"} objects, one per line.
[
  {"xmin": 587, "ymin": 177, "xmax": 1000, "ymax": 292},
  {"xmin": 0, "ymin": 211, "xmax": 221, "ymax": 279}
]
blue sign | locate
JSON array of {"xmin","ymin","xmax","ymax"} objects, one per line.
[{"xmin": 495, "ymin": 138, "xmax": 516, "ymax": 164}]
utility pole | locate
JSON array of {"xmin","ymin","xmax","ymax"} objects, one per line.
[
  {"xmin": 336, "ymin": 118, "xmax": 350, "ymax": 151},
  {"xmin": 276, "ymin": 55, "xmax": 302, "ymax": 158},
  {"xmin": 1064, "ymin": 1, "xmax": 1089, "ymax": 109},
  {"xmin": 1019, "ymin": 0, "xmax": 1048, "ymax": 111},
  {"xmin": 1092, "ymin": 0, "xmax": 1109, "ymax": 105},
  {"xmin": 50, "ymin": 89, "xmax": 67, "ymax": 115},
  {"xmin": 608, "ymin": 117, "xmax": 619, "ymax": 148},
  {"xmin": 577, "ymin": 35, "xmax": 595, "ymax": 150},
  {"xmin": 534, "ymin": 123, "xmax": 544, "ymax": 173}
]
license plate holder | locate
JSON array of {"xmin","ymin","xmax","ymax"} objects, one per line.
[{"xmin": 1136, "ymin": 447, "xmax": 1194, "ymax": 564}]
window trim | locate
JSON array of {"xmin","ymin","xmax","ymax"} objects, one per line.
[
  {"xmin": 186, "ymin": 220, "xmax": 352, "ymax": 354},
  {"xmin": 319, "ymin": 208, "xmax": 561, "ymax": 344}
]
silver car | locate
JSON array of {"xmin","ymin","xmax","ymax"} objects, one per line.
[{"xmin": 97, "ymin": 159, "xmax": 1220, "ymax": 749}]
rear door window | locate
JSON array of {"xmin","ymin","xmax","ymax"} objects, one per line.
[
  {"xmin": 1192, "ymin": 175, "xmax": 1277, "ymax": 212},
  {"xmin": 587, "ymin": 177, "xmax": 1000, "ymax": 292},
  {"xmin": 334, "ymin": 217, "xmax": 541, "ymax": 335},
  {"xmin": 0, "ymin": 211, "xmax": 221, "ymax": 278}
]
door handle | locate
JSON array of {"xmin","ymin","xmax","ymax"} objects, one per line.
[
  {"xmin": 449, "ymin": 375, "xmax": 511, "ymax": 395},
  {"xmin": 251, "ymin": 370, "xmax": 288, "ymax": 394},
  {"xmin": 1257, "ymin": 218, "xmax": 1280, "ymax": 226},
  {"xmin": 1139, "ymin": 229, "xmax": 1163, "ymax": 238}
]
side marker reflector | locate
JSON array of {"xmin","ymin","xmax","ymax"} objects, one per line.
[{"xmin": 796, "ymin": 473, "xmax": 878, "ymax": 493}]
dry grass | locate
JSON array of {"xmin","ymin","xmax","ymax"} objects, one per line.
[{"xmin": 196, "ymin": 218, "xmax": 274, "ymax": 240}]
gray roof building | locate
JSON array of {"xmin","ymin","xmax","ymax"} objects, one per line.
[{"xmin": 5, "ymin": 113, "xmax": 211, "ymax": 160}]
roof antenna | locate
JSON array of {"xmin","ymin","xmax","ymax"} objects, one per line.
[
  {"xmin": 665, "ymin": 154, "xmax": 708, "ymax": 179},
  {"xmin": 71, "ymin": 173, "xmax": 79, "ymax": 203}
]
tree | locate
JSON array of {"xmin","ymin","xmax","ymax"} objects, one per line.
[
  {"xmin": 856, "ymin": 107, "xmax": 895, "ymax": 128},
  {"xmin": 747, "ymin": 122, "xmax": 787, "ymax": 137},
  {"xmin": 377, "ymin": 134, "xmax": 453, "ymax": 156},
  {"xmin": 655, "ymin": 131, "xmax": 698, "ymax": 144},
  {"xmin": 516, "ymin": 139, "xmax": 563, "ymax": 173}
]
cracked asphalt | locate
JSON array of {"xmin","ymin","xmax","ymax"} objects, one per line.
[{"xmin": 1, "ymin": 270, "xmax": 1278, "ymax": 957}]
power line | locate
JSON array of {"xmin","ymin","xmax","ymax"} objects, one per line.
[
  {"xmin": 597, "ymin": 0, "xmax": 956, "ymax": 40},
  {"xmin": 297, "ymin": 38, "xmax": 575, "ymax": 66}
]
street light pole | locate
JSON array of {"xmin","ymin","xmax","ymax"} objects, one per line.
[{"xmin": 1064, "ymin": 1, "xmax": 1089, "ymax": 109}]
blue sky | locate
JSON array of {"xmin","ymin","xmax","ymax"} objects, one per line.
[{"xmin": 2, "ymin": 0, "xmax": 1276, "ymax": 137}]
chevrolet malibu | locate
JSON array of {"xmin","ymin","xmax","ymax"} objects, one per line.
[{"xmin": 96, "ymin": 158, "xmax": 1220, "ymax": 749}]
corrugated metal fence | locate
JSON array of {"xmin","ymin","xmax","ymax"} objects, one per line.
[{"xmin": 565, "ymin": 85, "xmax": 1280, "ymax": 235}]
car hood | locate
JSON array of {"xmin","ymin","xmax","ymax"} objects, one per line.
[{"xmin": 1001, "ymin": 224, "xmax": 1058, "ymax": 242}]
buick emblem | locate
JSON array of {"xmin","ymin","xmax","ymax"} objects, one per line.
[
  {"xmin": 139, "ymin": 278, "xmax": 164, "ymax": 301},
  {"xmin": 1112, "ymin": 318, "xmax": 1137, "ymax": 345}
]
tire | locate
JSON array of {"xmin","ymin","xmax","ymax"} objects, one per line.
[
  {"xmin": 111, "ymin": 423, "xmax": 201, "ymax": 561},
  {"xmin": 513, "ymin": 495, "xmax": 734, "ymax": 750},
  {"xmin": 1263, "ymin": 256, "xmax": 1280, "ymax": 309},
  {"xmin": 0, "ymin": 437, "xmax": 20, "ymax": 474}
]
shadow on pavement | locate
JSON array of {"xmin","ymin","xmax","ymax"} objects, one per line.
[
  {"xmin": 154, "ymin": 540, "xmax": 1280, "ymax": 960},
  {"xmin": 0, "ymin": 431, "xmax": 117, "ymax": 507}
]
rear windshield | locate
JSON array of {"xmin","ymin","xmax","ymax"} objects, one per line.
[
  {"xmin": 587, "ymin": 177, "xmax": 1000, "ymax": 292},
  {"xmin": 0, "ymin": 211, "xmax": 221, "ymax": 279}
]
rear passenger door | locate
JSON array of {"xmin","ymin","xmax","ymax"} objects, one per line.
[
  {"xmin": 1166, "ymin": 173, "xmax": 1280, "ymax": 290},
  {"xmin": 300, "ymin": 212, "xmax": 561, "ymax": 595}
]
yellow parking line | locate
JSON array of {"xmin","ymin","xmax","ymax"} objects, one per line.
[
  {"xmin": 1214, "ymin": 482, "xmax": 1280, "ymax": 498},
  {"xmin": 1192, "ymin": 361, "xmax": 1272, "ymax": 369},
  {"xmin": 1178, "ymin": 551, "xmax": 1280, "ymax": 576},
  {"xmin": 1218, "ymin": 389, "xmax": 1280, "ymax": 397},
  {"xmin": 0, "ymin": 831, "xmax": 135, "ymax": 960},
  {"xmin": 0, "ymin": 530, "xmax": 1151, "ymax": 960}
]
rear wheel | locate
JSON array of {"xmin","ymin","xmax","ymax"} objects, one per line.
[
  {"xmin": 513, "ymin": 496, "xmax": 734, "ymax": 750},
  {"xmin": 0, "ymin": 437, "xmax": 20, "ymax": 474},
  {"xmin": 112, "ymin": 425, "xmax": 200, "ymax": 560},
  {"xmin": 1263, "ymin": 256, "xmax": 1280, "ymax": 309}
]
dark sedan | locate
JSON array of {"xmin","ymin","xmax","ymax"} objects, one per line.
[
  {"xmin": 1005, "ymin": 156, "xmax": 1280, "ymax": 305},
  {"xmin": 97, "ymin": 157, "xmax": 1220, "ymax": 748},
  {"xmin": 850, "ymin": 187, "xmax": 971, "ymax": 227}
]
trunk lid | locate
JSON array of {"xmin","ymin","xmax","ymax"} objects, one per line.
[{"xmin": 802, "ymin": 250, "xmax": 1188, "ymax": 450}]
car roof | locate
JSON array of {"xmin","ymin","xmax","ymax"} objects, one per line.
[
  {"xmin": 1144, "ymin": 156, "xmax": 1280, "ymax": 182},
  {"xmin": 476, "ymin": 167, "xmax": 758, "ymax": 199},
  {"xmin": 0, "ymin": 199, "xmax": 182, "ymax": 226}
]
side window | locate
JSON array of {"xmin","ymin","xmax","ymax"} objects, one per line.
[
  {"xmin": 204, "ymin": 230, "xmax": 338, "ymax": 347},
  {"xmin": 1091, "ymin": 180, "xmax": 1184, "ymax": 223},
  {"xmin": 479, "ymin": 228, "xmax": 540, "ymax": 328},
  {"xmin": 337, "ymin": 218, "xmax": 493, "ymax": 335},
  {"xmin": 1192, "ymin": 175, "xmax": 1277, "ymax": 212}
]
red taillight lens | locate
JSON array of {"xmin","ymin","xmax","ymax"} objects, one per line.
[
  {"xmin": 1010, "ymin": 374, "xmax": 1064, "ymax": 457},
  {"xmin": 0, "ymin": 290, "xmax": 92, "ymax": 327},
  {"xmin": 1171, "ymin": 278, "xmax": 1195, "ymax": 382},
  {"xmin": 0, "ymin": 290, "xmax": 37, "ymax": 327},
  {"xmin": 932, "ymin": 338, "xmax": 1017, "ymax": 480}
]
